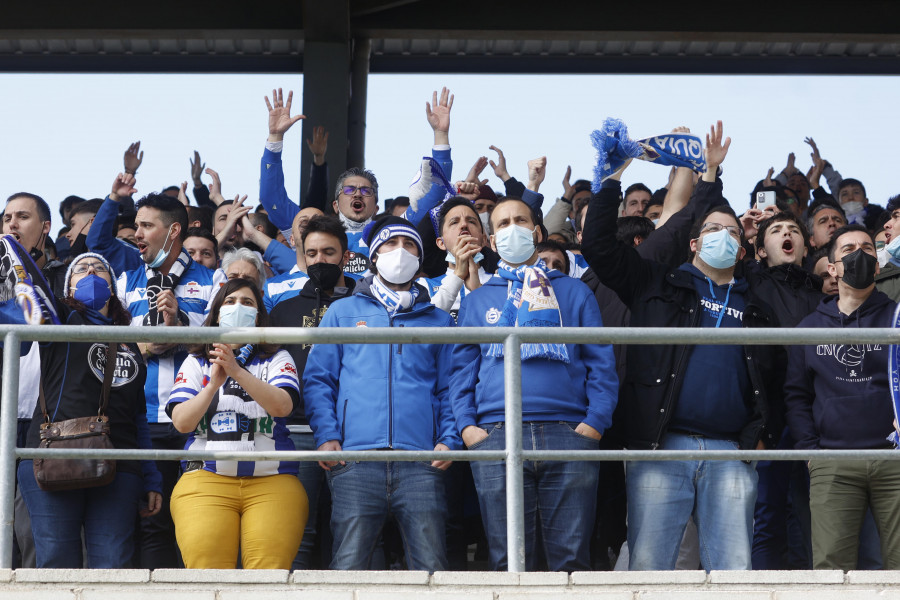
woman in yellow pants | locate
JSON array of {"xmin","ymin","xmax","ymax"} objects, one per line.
[{"xmin": 167, "ymin": 279, "xmax": 307, "ymax": 568}]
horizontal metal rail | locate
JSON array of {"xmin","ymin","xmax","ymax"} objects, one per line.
[{"xmin": 3, "ymin": 325, "xmax": 897, "ymax": 572}]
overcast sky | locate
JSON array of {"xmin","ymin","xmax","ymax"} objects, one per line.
[{"xmin": 1, "ymin": 73, "xmax": 898, "ymax": 233}]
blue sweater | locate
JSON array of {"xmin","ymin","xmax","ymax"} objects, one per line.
[
  {"xmin": 785, "ymin": 290, "xmax": 896, "ymax": 449},
  {"xmin": 450, "ymin": 268, "xmax": 618, "ymax": 434}
]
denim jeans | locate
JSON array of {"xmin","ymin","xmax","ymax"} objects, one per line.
[
  {"xmin": 17, "ymin": 460, "xmax": 144, "ymax": 568},
  {"xmin": 626, "ymin": 432, "xmax": 757, "ymax": 571},
  {"xmin": 291, "ymin": 431, "xmax": 325, "ymax": 570},
  {"xmin": 327, "ymin": 460, "xmax": 448, "ymax": 571},
  {"xmin": 469, "ymin": 422, "xmax": 600, "ymax": 572},
  {"xmin": 137, "ymin": 423, "xmax": 187, "ymax": 568}
]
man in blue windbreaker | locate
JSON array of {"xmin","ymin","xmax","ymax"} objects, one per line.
[
  {"xmin": 450, "ymin": 197, "xmax": 618, "ymax": 572},
  {"xmin": 303, "ymin": 215, "xmax": 460, "ymax": 572}
]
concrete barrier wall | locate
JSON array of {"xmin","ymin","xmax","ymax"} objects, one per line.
[{"xmin": 4, "ymin": 569, "xmax": 900, "ymax": 599}]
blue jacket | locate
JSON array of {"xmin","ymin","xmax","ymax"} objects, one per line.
[
  {"xmin": 785, "ymin": 290, "xmax": 896, "ymax": 449},
  {"xmin": 87, "ymin": 196, "xmax": 143, "ymax": 275},
  {"xmin": 450, "ymin": 269, "xmax": 618, "ymax": 434},
  {"xmin": 303, "ymin": 277, "xmax": 461, "ymax": 451}
]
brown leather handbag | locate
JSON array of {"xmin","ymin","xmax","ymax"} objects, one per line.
[{"xmin": 33, "ymin": 342, "xmax": 117, "ymax": 491}]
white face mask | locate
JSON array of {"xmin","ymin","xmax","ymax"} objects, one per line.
[
  {"xmin": 218, "ymin": 303, "xmax": 258, "ymax": 328},
  {"xmin": 478, "ymin": 211, "xmax": 490, "ymax": 232},
  {"xmin": 842, "ymin": 201, "xmax": 864, "ymax": 217},
  {"xmin": 375, "ymin": 247, "xmax": 420, "ymax": 284},
  {"xmin": 877, "ymin": 248, "xmax": 890, "ymax": 267}
]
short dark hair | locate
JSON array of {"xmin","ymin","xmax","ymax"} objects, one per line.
[
  {"xmin": 755, "ymin": 211, "xmax": 810, "ymax": 260},
  {"xmin": 59, "ymin": 195, "xmax": 85, "ymax": 219},
  {"xmin": 162, "ymin": 185, "xmax": 181, "ymax": 196},
  {"xmin": 885, "ymin": 194, "xmax": 900, "ymax": 215},
  {"xmin": 135, "ymin": 194, "xmax": 189, "ymax": 241},
  {"xmin": 624, "ymin": 183, "xmax": 652, "ymax": 199},
  {"xmin": 301, "ymin": 215, "xmax": 348, "ymax": 253},
  {"xmin": 616, "ymin": 216, "xmax": 655, "ymax": 247},
  {"xmin": 535, "ymin": 239, "xmax": 569, "ymax": 273},
  {"xmin": 185, "ymin": 227, "xmax": 218, "ymax": 256},
  {"xmin": 190, "ymin": 278, "xmax": 278, "ymax": 358},
  {"xmin": 69, "ymin": 199, "xmax": 104, "ymax": 220},
  {"xmin": 438, "ymin": 197, "xmax": 482, "ymax": 237},
  {"xmin": 688, "ymin": 207, "xmax": 743, "ymax": 261},
  {"xmin": 806, "ymin": 197, "xmax": 846, "ymax": 234},
  {"xmin": 811, "ymin": 247, "xmax": 830, "ymax": 266},
  {"xmin": 572, "ymin": 180, "xmax": 592, "ymax": 195},
  {"xmin": 188, "ymin": 206, "xmax": 214, "ymax": 232},
  {"xmin": 335, "ymin": 167, "xmax": 379, "ymax": 202},
  {"xmin": 838, "ymin": 178, "xmax": 867, "ymax": 199},
  {"xmin": 248, "ymin": 212, "xmax": 278, "ymax": 239},
  {"xmin": 7, "ymin": 192, "xmax": 51, "ymax": 225},
  {"xmin": 827, "ymin": 223, "xmax": 874, "ymax": 263}
]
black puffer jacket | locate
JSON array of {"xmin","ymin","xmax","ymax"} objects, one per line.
[{"xmin": 582, "ymin": 178, "xmax": 780, "ymax": 450}]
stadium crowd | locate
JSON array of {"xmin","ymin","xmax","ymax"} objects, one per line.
[{"xmin": 1, "ymin": 85, "xmax": 899, "ymax": 573}]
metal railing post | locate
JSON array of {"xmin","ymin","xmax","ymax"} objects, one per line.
[
  {"xmin": 0, "ymin": 333, "xmax": 20, "ymax": 568},
  {"xmin": 504, "ymin": 334, "xmax": 525, "ymax": 572}
]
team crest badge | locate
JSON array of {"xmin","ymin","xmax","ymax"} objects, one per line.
[
  {"xmin": 485, "ymin": 308, "xmax": 501, "ymax": 324},
  {"xmin": 356, "ymin": 321, "xmax": 368, "ymax": 327}
]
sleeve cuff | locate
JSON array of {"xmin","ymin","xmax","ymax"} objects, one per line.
[{"xmin": 265, "ymin": 141, "xmax": 284, "ymax": 153}]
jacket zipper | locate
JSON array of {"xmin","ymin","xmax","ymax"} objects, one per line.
[
  {"xmin": 397, "ymin": 324, "xmax": 404, "ymax": 354},
  {"xmin": 341, "ymin": 398, "xmax": 348, "ymax": 440},
  {"xmin": 652, "ymin": 300, "xmax": 701, "ymax": 449},
  {"xmin": 388, "ymin": 312, "xmax": 394, "ymax": 448}
]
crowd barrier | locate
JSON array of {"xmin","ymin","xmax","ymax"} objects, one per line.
[{"xmin": 2, "ymin": 324, "xmax": 899, "ymax": 571}]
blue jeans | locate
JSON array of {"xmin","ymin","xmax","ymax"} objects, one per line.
[
  {"xmin": 327, "ymin": 460, "xmax": 448, "ymax": 571},
  {"xmin": 18, "ymin": 460, "xmax": 144, "ymax": 568},
  {"xmin": 627, "ymin": 432, "xmax": 757, "ymax": 571},
  {"xmin": 291, "ymin": 431, "xmax": 325, "ymax": 570},
  {"xmin": 469, "ymin": 422, "xmax": 600, "ymax": 572}
]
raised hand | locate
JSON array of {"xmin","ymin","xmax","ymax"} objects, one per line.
[
  {"xmin": 763, "ymin": 167, "xmax": 775, "ymax": 187},
  {"xmin": 177, "ymin": 182, "xmax": 189, "ymax": 207},
  {"xmin": 306, "ymin": 126, "xmax": 329, "ymax": 166},
  {"xmin": 206, "ymin": 167, "xmax": 225, "ymax": 205},
  {"xmin": 782, "ymin": 152, "xmax": 799, "ymax": 177},
  {"xmin": 466, "ymin": 156, "xmax": 489, "ymax": 184},
  {"xmin": 804, "ymin": 137, "xmax": 820, "ymax": 161},
  {"xmin": 190, "ymin": 151, "xmax": 205, "ymax": 186},
  {"xmin": 527, "ymin": 156, "xmax": 547, "ymax": 193},
  {"xmin": 455, "ymin": 181, "xmax": 480, "ymax": 202},
  {"xmin": 265, "ymin": 88, "xmax": 305, "ymax": 141},
  {"xmin": 704, "ymin": 120, "xmax": 731, "ymax": 171},
  {"xmin": 124, "ymin": 141, "xmax": 143, "ymax": 175},
  {"xmin": 562, "ymin": 166, "xmax": 573, "ymax": 199},
  {"xmin": 426, "ymin": 87, "xmax": 453, "ymax": 145},
  {"xmin": 110, "ymin": 173, "xmax": 137, "ymax": 201},
  {"xmin": 488, "ymin": 145, "xmax": 511, "ymax": 182}
]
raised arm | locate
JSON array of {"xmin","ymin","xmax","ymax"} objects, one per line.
[
  {"xmin": 303, "ymin": 126, "xmax": 331, "ymax": 213},
  {"xmin": 405, "ymin": 87, "xmax": 456, "ymax": 225},
  {"xmin": 190, "ymin": 151, "xmax": 215, "ymax": 208},
  {"xmin": 260, "ymin": 88, "xmax": 305, "ymax": 234},
  {"xmin": 87, "ymin": 173, "xmax": 143, "ymax": 274}
]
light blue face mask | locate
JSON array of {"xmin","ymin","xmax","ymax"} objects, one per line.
[
  {"xmin": 886, "ymin": 234, "xmax": 900, "ymax": 261},
  {"xmin": 698, "ymin": 228, "xmax": 739, "ymax": 269},
  {"xmin": 494, "ymin": 224, "xmax": 536, "ymax": 265},
  {"xmin": 218, "ymin": 303, "xmax": 258, "ymax": 328},
  {"xmin": 148, "ymin": 224, "xmax": 176, "ymax": 269},
  {"xmin": 445, "ymin": 251, "xmax": 485, "ymax": 265}
]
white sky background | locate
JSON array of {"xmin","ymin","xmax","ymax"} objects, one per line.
[{"xmin": 1, "ymin": 72, "xmax": 899, "ymax": 233}]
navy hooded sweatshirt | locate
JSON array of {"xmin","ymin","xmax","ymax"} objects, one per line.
[{"xmin": 784, "ymin": 289, "xmax": 896, "ymax": 450}]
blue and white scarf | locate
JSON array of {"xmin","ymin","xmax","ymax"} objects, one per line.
[
  {"xmin": 486, "ymin": 259, "xmax": 569, "ymax": 363},
  {"xmin": 370, "ymin": 276, "xmax": 420, "ymax": 316},
  {"xmin": 0, "ymin": 237, "xmax": 60, "ymax": 325},
  {"xmin": 590, "ymin": 118, "xmax": 707, "ymax": 191},
  {"xmin": 407, "ymin": 157, "xmax": 460, "ymax": 236},
  {"xmin": 888, "ymin": 303, "xmax": 900, "ymax": 448}
]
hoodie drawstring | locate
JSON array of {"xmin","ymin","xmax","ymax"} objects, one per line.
[{"xmin": 707, "ymin": 277, "xmax": 733, "ymax": 329}]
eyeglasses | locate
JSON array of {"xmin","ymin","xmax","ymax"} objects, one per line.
[
  {"xmin": 71, "ymin": 262, "xmax": 109, "ymax": 274},
  {"xmin": 700, "ymin": 222, "xmax": 742, "ymax": 238},
  {"xmin": 341, "ymin": 185, "xmax": 374, "ymax": 197}
]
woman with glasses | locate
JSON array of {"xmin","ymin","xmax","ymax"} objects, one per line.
[
  {"xmin": 166, "ymin": 278, "xmax": 307, "ymax": 569},
  {"xmin": 6, "ymin": 247, "xmax": 162, "ymax": 568}
]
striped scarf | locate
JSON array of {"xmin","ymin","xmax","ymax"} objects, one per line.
[{"xmin": 370, "ymin": 276, "xmax": 419, "ymax": 316}]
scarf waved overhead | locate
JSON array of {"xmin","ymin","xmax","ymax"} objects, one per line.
[
  {"xmin": 0, "ymin": 237, "xmax": 60, "ymax": 325},
  {"xmin": 487, "ymin": 259, "xmax": 569, "ymax": 363},
  {"xmin": 143, "ymin": 249, "xmax": 191, "ymax": 326},
  {"xmin": 590, "ymin": 118, "xmax": 707, "ymax": 191},
  {"xmin": 370, "ymin": 276, "xmax": 420, "ymax": 316}
]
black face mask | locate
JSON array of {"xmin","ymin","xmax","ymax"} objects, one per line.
[
  {"xmin": 307, "ymin": 262, "xmax": 343, "ymax": 290},
  {"xmin": 840, "ymin": 248, "xmax": 877, "ymax": 290},
  {"xmin": 69, "ymin": 233, "xmax": 88, "ymax": 257}
]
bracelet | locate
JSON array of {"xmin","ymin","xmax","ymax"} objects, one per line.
[{"xmin": 125, "ymin": 170, "xmax": 136, "ymax": 175}]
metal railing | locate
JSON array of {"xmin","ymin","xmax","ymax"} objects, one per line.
[{"xmin": 2, "ymin": 324, "xmax": 900, "ymax": 572}]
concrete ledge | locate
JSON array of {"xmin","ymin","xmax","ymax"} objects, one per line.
[
  {"xmin": 709, "ymin": 570, "xmax": 845, "ymax": 584},
  {"xmin": 774, "ymin": 591, "xmax": 884, "ymax": 600},
  {"xmin": 82, "ymin": 592, "xmax": 215, "ymax": 600},
  {"xmin": 499, "ymin": 594, "xmax": 633, "ymax": 600},
  {"xmin": 0, "ymin": 571, "xmax": 11, "ymax": 584},
  {"xmin": 151, "ymin": 569, "xmax": 288, "ymax": 583},
  {"xmin": 847, "ymin": 571, "xmax": 900, "ymax": 584},
  {"xmin": 571, "ymin": 570, "xmax": 708, "ymax": 585},
  {"xmin": 641, "ymin": 593, "xmax": 772, "ymax": 600},
  {"xmin": 0, "ymin": 592, "xmax": 76, "ymax": 600},
  {"xmin": 15, "ymin": 568, "xmax": 150, "ymax": 583},
  {"xmin": 290, "ymin": 570, "xmax": 430, "ymax": 585},
  {"xmin": 359, "ymin": 593, "xmax": 493, "ymax": 600},
  {"xmin": 220, "ymin": 592, "xmax": 353, "ymax": 600},
  {"xmin": 432, "ymin": 571, "xmax": 569, "ymax": 586}
]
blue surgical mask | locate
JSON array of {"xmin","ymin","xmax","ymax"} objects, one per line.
[
  {"xmin": 218, "ymin": 303, "xmax": 258, "ymax": 328},
  {"xmin": 445, "ymin": 251, "xmax": 484, "ymax": 265},
  {"xmin": 886, "ymin": 234, "xmax": 900, "ymax": 261},
  {"xmin": 698, "ymin": 228, "xmax": 739, "ymax": 269},
  {"xmin": 71, "ymin": 274, "xmax": 111, "ymax": 310},
  {"xmin": 493, "ymin": 224, "xmax": 536, "ymax": 265},
  {"xmin": 148, "ymin": 224, "xmax": 176, "ymax": 269},
  {"xmin": 652, "ymin": 218, "xmax": 660, "ymax": 227}
]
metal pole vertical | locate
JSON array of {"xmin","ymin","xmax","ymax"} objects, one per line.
[
  {"xmin": 504, "ymin": 334, "xmax": 525, "ymax": 572},
  {"xmin": 0, "ymin": 333, "xmax": 20, "ymax": 568}
]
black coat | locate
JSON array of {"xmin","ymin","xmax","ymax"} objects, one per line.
[{"xmin": 582, "ymin": 179, "xmax": 780, "ymax": 450}]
